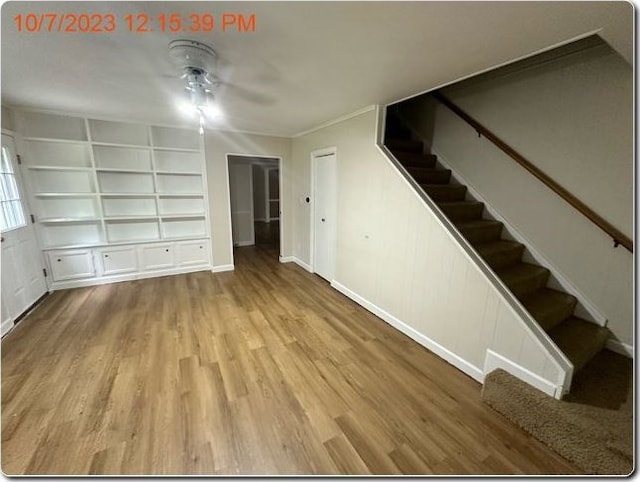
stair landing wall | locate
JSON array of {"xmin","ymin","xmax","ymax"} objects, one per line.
[{"xmin": 291, "ymin": 107, "xmax": 571, "ymax": 398}]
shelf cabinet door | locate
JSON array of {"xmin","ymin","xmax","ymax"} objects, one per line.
[
  {"xmin": 47, "ymin": 250, "xmax": 95, "ymax": 281},
  {"xmin": 99, "ymin": 247, "xmax": 137, "ymax": 275},
  {"xmin": 139, "ymin": 244, "xmax": 174, "ymax": 270},
  {"xmin": 176, "ymin": 240, "xmax": 210, "ymax": 266}
]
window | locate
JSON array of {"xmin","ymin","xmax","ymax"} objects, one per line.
[{"xmin": 0, "ymin": 145, "xmax": 26, "ymax": 232}]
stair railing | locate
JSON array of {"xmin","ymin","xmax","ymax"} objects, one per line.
[{"xmin": 431, "ymin": 91, "xmax": 633, "ymax": 253}]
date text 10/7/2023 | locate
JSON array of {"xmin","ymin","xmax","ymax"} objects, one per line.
[{"xmin": 13, "ymin": 12, "xmax": 257, "ymax": 33}]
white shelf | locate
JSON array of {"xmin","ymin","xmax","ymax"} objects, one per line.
[
  {"xmin": 152, "ymin": 146, "xmax": 201, "ymax": 153},
  {"xmin": 158, "ymin": 193, "xmax": 204, "ymax": 198},
  {"xmin": 40, "ymin": 236, "xmax": 210, "ymax": 251},
  {"xmin": 35, "ymin": 192, "xmax": 98, "ymax": 198},
  {"xmin": 28, "ymin": 166, "xmax": 92, "ymax": 172},
  {"xmin": 91, "ymin": 141, "xmax": 152, "ymax": 150},
  {"xmin": 40, "ymin": 217, "xmax": 100, "ymax": 223},
  {"xmin": 96, "ymin": 168, "xmax": 153, "ymax": 174},
  {"xmin": 155, "ymin": 170, "xmax": 202, "ymax": 176},
  {"xmin": 21, "ymin": 113, "xmax": 209, "ymax": 272},
  {"xmin": 100, "ymin": 193, "xmax": 156, "ymax": 197},
  {"xmin": 160, "ymin": 214, "xmax": 205, "ymax": 219},
  {"xmin": 22, "ymin": 137, "xmax": 89, "ymax": 145}
]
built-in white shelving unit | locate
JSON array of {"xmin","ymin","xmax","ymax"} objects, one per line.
[{"xmin": 17, "ymin": 111, "xmax": 211, "ymax": 289}]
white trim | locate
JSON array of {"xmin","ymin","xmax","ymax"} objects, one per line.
[
  {"xmin": 606, "ymin": 339, "xmax": 634, "ymax": 358},
  {"xmin": 212, "ymin": 264, "xmax": 234, "ymax": 273},
  {"xmin": 294, "ymin": 105, "xmax": 376, "ymax": 138},
  {"xmin": 331, "ymin": 280, "xmax": 484, "ymax": 383},
  {"xmin": 49, "ymin": 264, "xmax": 211, "ymax": 290},
  {"xmin": 1, "ymin": 319, "xmax": 14, "ymax": 337},
  {"xmin": 387, "ymin": 30, "xmax": 602, "ymax": 107},
  {"xmin": 235, "ymin": 240, "xmax": 254, "ymax": 247},
  {"xmin": 483, "ymin": 349, "xmax": 560, "ymax": 398},
  {"xmin": 279, "ymin": 255, "xmax": 313, "ymax": 273},
  {"xmin": 225, "ymin": 153, "xmax": 284, "ymax": 263}
]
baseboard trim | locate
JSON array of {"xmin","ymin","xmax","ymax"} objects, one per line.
[
  {"xmin": 280, "ymin": 256, "xmax": 313, "ymax": 273},
  {"xmin": 234, "ymin": 241, "xmax": 254, "ymax": 247},
  {"xmin": 212, "ymin": 264, "xmax": 235, "ymax": 273},
  {"xmin": 484, "ymin": 349, "xmax": 560, "ymax": 398},
  {"xmin": 606, "ymin": 338, "xmax": 633, "ymax": 358},
  {"xmin": 331, "ymin": 280, "xmax": 483, "ymax": 383},
  {"xmin": 1, "ymin": 319, "xmax": 14, "ymax": 337},
  {"xmin": 50, "ymin": 265, "xmax": 213, "ymax": 290}
]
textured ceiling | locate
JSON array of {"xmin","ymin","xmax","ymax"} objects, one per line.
[{"xmin": 1, "ymin": 1, "xmax": 632, "ymax": 136}]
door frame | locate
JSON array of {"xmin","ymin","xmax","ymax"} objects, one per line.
[
  {"xmin": 5, "ymin": 128, "xmax": 50, "ymax": 290},
  {"xmin": 309, "ymin": 146, "xmax": 337, "ymax": 276},
  {"xmin": 225, "ymin": 153, "xmax": 283, "ymax": 267},
  {"xmin": 1, "ymin": 130, "xmax": 49, "ymax": 335}
]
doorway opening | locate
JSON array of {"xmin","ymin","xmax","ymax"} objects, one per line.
[{"xmin": 227, "ymin": 155, "xmax": 281, "ymax": 258}]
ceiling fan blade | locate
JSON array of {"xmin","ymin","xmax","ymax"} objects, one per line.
[{"xmin": 216, "ymin": 81, "xmax": 274, "ymax": 105}]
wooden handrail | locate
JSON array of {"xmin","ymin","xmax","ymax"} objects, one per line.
[{"xmin": 431, "ymin": 91, "xmax": 633, "ymax": 253}]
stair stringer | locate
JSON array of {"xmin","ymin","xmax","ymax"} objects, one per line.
[{"xmin": 375, "ymin": 105, "xmax": 574, "ymax": 398}]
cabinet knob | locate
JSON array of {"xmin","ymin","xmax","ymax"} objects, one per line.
[
  {"xmin": 57, "ymin": 259, "xmax": 61, "ymax": 262},
  {"xmin": 104, "ymin": 254, "xmax": 109, "ymax": 258},
  {"xmin": 165, "ymin": 249, "xmax": 169, "ymax": 252},
  {"xmin": 199, "ymin": 246, "xmax": 203, "ymax": 249}
]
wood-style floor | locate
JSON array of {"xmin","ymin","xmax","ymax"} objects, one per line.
[{"xmin": 1, "ymin": 246, "xmax": 580, "ymax": 475}]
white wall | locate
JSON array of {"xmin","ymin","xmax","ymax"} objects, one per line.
[
  {"xmin": 291, "ymin": 108, "xmax": 568, "ymax": 396},
  {"xmin": 203, "ymin": 130, "xmax": 291, "ymax": 269},
  {"xmin": 399, "ymin": 41, "xmax": 633, "ymax": 348},
  {"xmin": 252, "ymin": 165, "xmax": 267, "ymax": 221},
  {"xmin": 2, "ymin": 106, "xmax": 15, "ymax": 131}
]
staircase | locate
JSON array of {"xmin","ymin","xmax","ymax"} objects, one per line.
[{"xmin": 384, "ymin": 116, "xmax": 610, "ymax": 378}]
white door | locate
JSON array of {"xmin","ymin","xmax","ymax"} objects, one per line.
[
  {"xmin": 228, "ymin": 161, "xmax": 254, "ymax": 246},
  {"xmin": 1, "ymin": 134, "xmax": 47, "ymax": 335},
  {"xmin": 312, "ymin": 151, "xmax": 337, "ymax": 281}
]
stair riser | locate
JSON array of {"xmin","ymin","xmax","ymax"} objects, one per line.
[
  {"xmin": 439, "ymin": 203, "xmax": 484, "ymax": 222},
  {"xmin": 408, "ymin": 170, "xmax": 451, "ymax": 184},
  {"xmin": 385, "ymin": 126, "xmax": 412, "ymax": 140},
  {"xmin": 536, "ymin": 302, "xmax": 577, "ymax": 332},
  {"xmin": 398, "ymin": 157, "xmax": 437, "ymax": 169},
  {"xmin": 481, "ymin": 246, "xmax": 525, "ymax": 270},
  {"xmin": 423, "ymin": 185, "xmax": 467, "ymax": 201},
  {"xmin": 573, "ymin": 336, "xmax": 608, "ymax": 372},
  {"xmin": 505, "ymin": 272, "xmax": 549, "ymax": 299},
  {"xmin": 386, "ymin": 139, "xmax": 423, "ymax": 153},
  {"xmin": 458, "ymin": 224, "xmax": 503, "ymax": 244}
]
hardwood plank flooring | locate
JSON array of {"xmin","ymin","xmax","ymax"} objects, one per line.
[{"xmin": 1, "ymin": 246, "xmax": 581, "ymax": 475}]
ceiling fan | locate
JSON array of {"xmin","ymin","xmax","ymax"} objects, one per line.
[
  {"xmin": 168, "ymin": 39, "xmax": 220, "ymax": 133},
  {"xmin": 168, "ymin": 39, "xmax": 275, "ymax": 132}
]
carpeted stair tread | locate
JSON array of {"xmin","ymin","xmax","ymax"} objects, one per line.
[
  {"xmin": 437, "ymin": 200, "xmax": 484, "ymax": 221},
  {"xmin": 386, "ymin": 138, "xmax": 423, "ymax": 153},
  {"xmin": 456, "ymin": 219, "xmax": 504, "ymax": 244},
  {"xmin": 406, "ymin": 167, "xmax": 451, "ymax": 184},
  {"xmin": 495, "ymin": 263, "xmax": 550, "ymax": 298},
  {"xmin": 548, "ymin": 317, "xmax": 610, "ymax": 372},
  {"xmin": 422, "ymin": 183, "xmax": 467, "ymax": 201},
  {"xmin": 393, "ymin": 151, "xmax": 437, "ymax": 167},
  {"xmin": 521, "ymin": 288, "xmax": 578, "ymax": 332},
  {"xmin": 475, "ymin": 240, "xmax": 525, "ymax": 269}
]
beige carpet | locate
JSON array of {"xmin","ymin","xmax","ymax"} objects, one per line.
[{"xmin": 481, "ymin": 350, "xmax": 633, "ymax": 475}]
